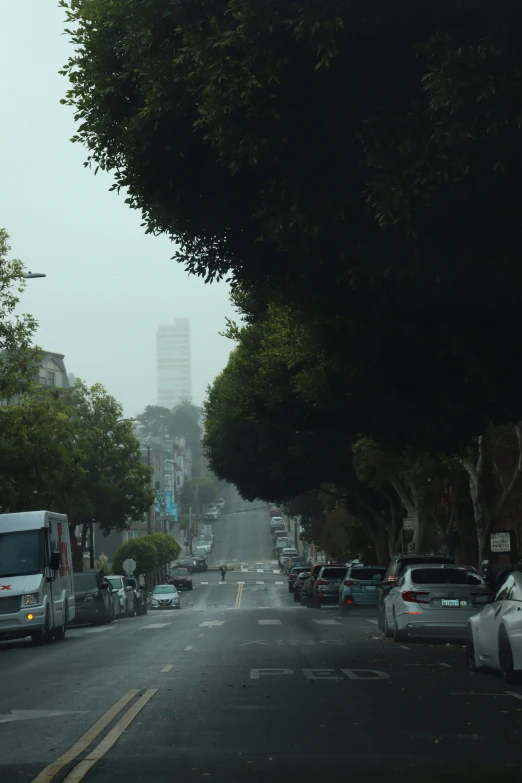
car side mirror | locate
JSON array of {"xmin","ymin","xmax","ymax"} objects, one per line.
[
  {"xmin": 49, "ymin": 551, "xmax": 61, "ymax": 571},
  {"xmin": 380, "ymin": 582, "xmax": 392, "ymax": 591},
  {"xmin": 125, "ymin": 585, "xmax": 133, "ymax": 592},
  {"xmin": 112, "ymin": 589, "xmax": 119, "ymax": 594}
]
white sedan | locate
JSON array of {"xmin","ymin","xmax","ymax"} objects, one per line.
[
  {"xmin": 382, "ymin": 564, "xmax": 489, "ymax": 642},
  {"xmin": 468, "ymin": 570, "xmax": 522, "ymax": 683}
]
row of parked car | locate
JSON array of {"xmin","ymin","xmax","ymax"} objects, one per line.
[
  {"xmin": 287, "ymin": 551, "xmax": 522, "ymax": 684},
  {"xmin": 72, "ymin": 570, "xmax": 148, "ymax": 626}
]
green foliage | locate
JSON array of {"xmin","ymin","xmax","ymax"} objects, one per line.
[
  {"xmin": 0, "ymin": 229, "xmax": 40, "ymax": 399},
  {"xmin": 65, "ymin": 380, "xmax": 154, "ymax": 534},
  {"xmin": 149, "ymin": 532, "xmax": 181, "ymax": 566},
  {"xmin": 113, "ymin": 536, "xmax": 158, "ymax": 575},
  {"xmin": 137, "ymin": 402, "xmax": 203, "ymax": 461}
]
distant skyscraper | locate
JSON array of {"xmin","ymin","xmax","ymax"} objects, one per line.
[{"xmin": 156, "ymin": 318, "xmax": 192, "ymax": 408}]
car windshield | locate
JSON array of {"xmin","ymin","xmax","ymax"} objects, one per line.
[
  {"xmin": 74, "ymin": 573, "xmax": 98, "ymax": 590},
  {"xmin": 107, "ymin": 576, "xmax": 123, "ymax": 590},
  {"xmin": 350, "ymin": 568, "xmax": 386, "ymax": 581},
  {"xmin": 153, "ymin": 585, "xmax": 177, "ymax": 594},
  {"xmin": 0, "ymin": 530, "xmax": 44, "ymax": 578},
  {"xmin": 172, "ymin": 569, "xmax": 189, "ymax": 576},
  {"xmin": 411, "ymin": 568, "xmax": 483, "ymax": 586},
  {"xmin": 397, "ymin": 557, "xmax": 452, "ymax": 576}
]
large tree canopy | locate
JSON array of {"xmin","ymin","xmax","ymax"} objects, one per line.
[{"xmin": 61, "ymin": 2, "xmax": 522, "ymax": 449}]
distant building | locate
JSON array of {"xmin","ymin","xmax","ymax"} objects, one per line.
[
  {"xmin": 35, "ymin": 352, "xmax": 70, "ymax": 389},
  {"xmin": 156, "ymin": 318, "xmax": 192, "ymax": 408}
]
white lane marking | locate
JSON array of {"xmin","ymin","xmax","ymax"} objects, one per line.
[
  {"xmin": 272, "ymin": 570, "xmax": 280, "ymax": 574},
  {"xmin": 201, "ymin": 582, "xmax": 209, "ymax": 585},
  {"xmin": 184, "ymin": 646, "xmax": 194, "ymax": 651},
  {"xmin": 258, "ymin": 620, "xmax": 282, "ymax": 625},
  {"xmin": 198, "ymin": 634, "xmax": 205, "ymax": 637},
  {"xmin": 256, "ymin": 581, "xmax": 265, "ymax": 585},
  {"xmin": 256, "ymin": 606, "xmax": 271, "ymax": 609},
  {"xmin": 275, "ymin": 582, "xmax": 284, "ymax": 585},
  {"xmin": 84, "ymin": 626, "xmax": 116, "ymax": 634},
  {"xmin": 141, "ymin": 623, "xmax": 170, "ymax": 629},
  {"xmin": 199, "ymin": 620, "xmax": 225, "ymax": 627},
  {"xmin": 439, "ymin": 662, "xmax": 452, "ymax": 668},
  {"xmin": 366, "ymin": 619, "xmax": 378, "ymax": 625},
  {"xmin": 313, "ymin": 619, "xmax": 341, "ymax": 626},
  {"xmin": 0, "ymin": 709, "xmax": 88, "ymax": 724},
  {"xmin": 505, "ymin": 691, "xmax": 522, "ymax": 700},
  {"xmin": 257, "ymin": 569, "xmax": 264, "ymax": 573},
  {"xmin": 161, "ymin": 664, "xmax": 174, "ymax": 673},
  {"xmin": 250, "ymin": 668, "xmax": 293, "ymax": 680},
  {"xmin": 237, "ymin": 581, "xmax": 246, "ymax": 585}
]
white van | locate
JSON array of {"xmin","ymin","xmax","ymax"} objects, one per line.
[{"xmin": 0, "ymin": 511, "xmax": 75, "ymax": 645}]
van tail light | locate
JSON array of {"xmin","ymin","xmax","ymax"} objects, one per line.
[
  {"xmin": 344, "ymin": 579, "xmax": 357, "ymax": 586},
  {"xmin": 401, "ymin": 590, "xmax": 429, "ymax": 604},
  {"xmin": 316, "ymin": 579, "xmax": 328, "ymax": 585}
]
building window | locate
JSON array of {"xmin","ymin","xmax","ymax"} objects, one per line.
[
  {"xmin": 126, "ymin": 531, "xmax": 141, "ymax": 540},
  {"xmin": 47, "ymin": 371, "xmax": 55, "ymax": 387}
]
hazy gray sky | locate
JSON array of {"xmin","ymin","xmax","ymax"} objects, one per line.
[{"xmin": 0, "ymin": 2, "xmax": 236, "ymax": 415}]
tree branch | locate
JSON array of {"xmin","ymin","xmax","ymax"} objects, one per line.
[{"xmin": 495, "ymin": 421, "xmax": 522, "ymax": 521}]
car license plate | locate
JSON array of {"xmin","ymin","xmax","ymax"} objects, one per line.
[
  {"xmin": 441, "ymin": 599, "xmax": 460, "ymax": 607},
  {"xmin": 365, "ymin": 585, "xmax": 376, "ymax": 591}
]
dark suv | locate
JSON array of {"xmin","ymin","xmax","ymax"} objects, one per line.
[
  {"xmin": 377, "ymin": 552, "xmax": 454, "ymax": 631},
  {"xmin": 72, "ymin": 570, "xmax": 113, "ymax": 625},
  {"xmin": 310, "ymin": 565, "xmax": 348, "ymax": 608}
]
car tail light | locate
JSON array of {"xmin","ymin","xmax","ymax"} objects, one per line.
[
  {"xmin": 344, "ymin": 579, "xmax": 357, "ymax": 586},
  {"xmin": 401, "ymin": 590, "xmax": 429, "ymax": 604},
  {"xmin": 316, "ymin": 579, "xmax": 328, "ymax": 585},
  {"xmin": 388, "ymin": 575, "xmax": 397, "ymax": 585},
  {"xmin": 345, "ymin": 598, "xmax": 354, "ymax": 604}
]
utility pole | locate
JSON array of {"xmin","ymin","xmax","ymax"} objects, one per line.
[
  {"xmin": 147, "ymin": 445, "xmax": 153, "ymax": 535},
  {"xmin": 89, "ymin": 520, "xmax": 95, "ymax": 569},
  {"xmin": 188, "ymin": 505, "xmax": 193, "ymax": 555}
]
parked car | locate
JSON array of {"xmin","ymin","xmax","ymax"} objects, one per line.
[
  {"xmin": 151, "ymin": 584, "xmax": 181, "ymax": 610},
  {"xmin": 197, "ymin": 539, "xmax": 212, "ymax": 555},
  {"xmin": 289, "ymin": 565, "xmax": 310, "ymax": 593},
  {"xmin": 72, "ymin": 570, "xmax": 114, "ymax": 625},
  {"xmin": 338, "ymin": 565, "xmax": 386, "ymax": 612},
  {"xmin": 382, "ymin": 564, "xmax": 488, "ymax": 642},
  {"xmin": 191, "ymin": 555, "xmax": 208, "ymax": 573},
  {"xmin": 205, "ymin": 506, "xmax": 219, "ymax": 521},
  {"xmin": 275, "ymin": 538, "xmax": 291, "ymax": 559},
  {"xmin": 215, "ymin": 498, "xmax": 225, "ymax": 511},
  {"xmin": 377, "ymin": 552, "xmax": 455, "ymax": 631},
  {"xmin": 293, "ymin": 569, "xmax": 312, "ymax": 601},
  {"xmin": 125, "ymin": 576, "xmax": 148, "ymax": 615},
  {"xmin": 467, "ymin": 570, "xmax": 522, "ymax": 682},
  {"xmin": 279, "ymin": 548, "xmax": 298, "ymax": 572},
  {"xmin": 309, "ymin": 565, "xmax": 348, "ymax": 608},
  {"xmin": 269, "ymin": 507, "xmax": 283, "ymax": 518},
  {"xmin": 194, "ymin": 544, "xmax": 210, "ymax": 559},
  {"xmin": 174, "ymin": 559, "xmax": 194, "ymax": 574},
  {"xmin": 286, "ymin": 556, "xmax": 306, "ymax": 576},
  {"xmin": 272, "ymin": 529, "xmax": 287, "ymax": 544},
  {"xmin": 169, "ymin": 567, "xmax": 193, "ymax": 591},
  {"xmin": 270, "ymin": 517, "xmax": 284, "ymax": 532},
  {"xmin": 105, "ymin": 574, "xmax": 137, "ymax": 617},
  {"xmin": 300, "ymin": 563, "xmax": 329, "ymax": 606}
]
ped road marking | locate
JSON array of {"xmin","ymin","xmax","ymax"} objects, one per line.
[
  {"xmin": 250, "ymin": 668, "xmax": 390, "ymax": 680},
  {"xmin": 61, "ymin": 690, "xmax": 157, "ymax": 783},
  {"xmin": 140, "ymin": 623, "xmax": 170, "ymax": 629},
  {"xmin": 0, "ymin": 709, "xmax": 87, "ymax": 724},
  {"xmin": 313, "ymin": 619, "xmax": 341, "ymax": 626},
  {"xmin": 161, "ymin": 664, "xmax": 174, "ymax": 673},
  {"xmin": 200, "ymin": 620, "xmax": 225, "ymax": 627},
  {"xmin": 30, "ymin": 689, "xmax": 139, "ymax": 783},
  {"xmin": 184, "ymin": 646, "xmax": 193, "ymax": 651},
  {"xmin": 235, "ymin": 582, "xmax": 244, "ymax": 609},
  {"xmin": 258, "ymin": 620, "xmax": 282, "ymax": 625}
]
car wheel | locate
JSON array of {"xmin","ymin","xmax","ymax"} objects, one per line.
[
  {"xmin": 499, "ymin": 629, "xmax": 519, "ymax": 684},
  {"xmin": 54, "ymin": 606, "xmax": 68, "ymax": 641},
  {"xmin": 392, "ymin": 613, "xmax": 407, "ymax": 642},
  {"xmin": 288, "ymin": 585, "xmax": 293, "ymax": 593},
  {"xmin": 466, "ymin": 632, "xmax": 481, "ymax": 673},
  {"xmin": 31, "ymin": 607, "xmax": 52, "ymax": 646},
  {"xmin": 383, "ymin": 612, "xmax": 393, "ymax": 638}
]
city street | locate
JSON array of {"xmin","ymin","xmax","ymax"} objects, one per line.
[{"xmin": 2, "ymin": 511, "xmax": 522, "ymax": 782}]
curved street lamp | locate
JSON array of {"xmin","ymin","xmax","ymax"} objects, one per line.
[{"xmin": 24, "ymin": 272, "xmax": 46, "ymax": 279}]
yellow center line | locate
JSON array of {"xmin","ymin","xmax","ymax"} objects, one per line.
[
  {"xmin": 31, "ymin": 690, "xmax": 139, "ymax": 783},
  {"xmin": 62, "ymin": 690, "xmax": 157, "ymax": 783},
  {"xmin": 235, "ymin": 582, "xmax": 244, "ymax": 609}
]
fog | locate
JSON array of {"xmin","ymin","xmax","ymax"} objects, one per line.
[{"xmin": 0, "ymin": 2, "xmax": 235, "ymax": 414}]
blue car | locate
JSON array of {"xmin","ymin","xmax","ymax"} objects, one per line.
[{"xmin": 338, "ymin": 565, "xmax": 386, "ymax": 612}]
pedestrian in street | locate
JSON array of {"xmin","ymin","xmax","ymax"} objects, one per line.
[{"xmin": 219, "ymin": 562, "xmax": 227, "ymax": 581}]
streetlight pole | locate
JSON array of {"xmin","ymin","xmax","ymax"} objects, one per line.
[
  {"xmin": 23, "ymin": 272, "xmax": 46, "ymax": 279},
  {"xmin": 147, "ymin": 445, "xmax": 153, "ymax": 535}
]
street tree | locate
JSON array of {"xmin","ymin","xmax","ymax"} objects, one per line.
[
  {"xmin": 113, "ymin": 536, "xmax": 158, "ymax": 577},
  {"xmin": 66, "ymin": 381, "xmax": 154, "ymax": 569},
  {"xmin": 61, "ymin": 2, "xmax": 522, "ymax": 449},
  {"xmin": 180, "ymin": 476, "xmax": 218, "ymax": 510},
  {"xmin": 0, "ymin": 229, "xmax": 40, "ymax": 398}
]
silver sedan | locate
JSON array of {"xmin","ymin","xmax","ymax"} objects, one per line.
[
  {"xmin": 150, "ymin": 584, "xmax": 181, "ymax": 610},
  {"xmin": 382, "ymin": 564, "xmax": 489, "ymax": 642}
]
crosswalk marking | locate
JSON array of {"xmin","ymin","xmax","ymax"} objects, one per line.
[
  {"xmin": 256, "ymin": 581, "xmax": 265, "ymax": 585},
  {"xmin": 272, "ymin": 570, "xmax": 280, "ymax": 574},
  {"xmin": 141, "ymin": 623, "xmax": 171, "ymax": 629},
  {"xmin": 83, "ymin": 626, "xmax": 116, "ymax": 634},
  {"xmin": 313, "ymin": 619, "xmax": 341, "ymax": 626},
  {"xmin": 275, "ymin": 582, "xmax": 284, "ymax": 585},
  {"xmin": 201, "ymin": 581, "xmax": 209, "ymax": 585},
  {"xmin": 258, "ymin": 620, "xmax": 282, "ymax": 625}
]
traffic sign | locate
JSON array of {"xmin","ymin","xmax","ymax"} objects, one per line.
[
  {"xmin": 123, "ymin": 558, "xmax": 137, "ymax": 575},
  {"xmin": 402, "ymin": 517, "xmax": 415, "ymax": 531}
]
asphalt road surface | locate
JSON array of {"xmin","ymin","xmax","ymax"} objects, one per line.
[{"xmin": 2, "ymin": 510, "xmax": 522, "ymax": 783}]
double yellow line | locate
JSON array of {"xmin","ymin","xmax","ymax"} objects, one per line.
[
  {"xmin": 32, "ymin": 689, "xmax": 157, "ymax": 783},
  {"xmin": 235, "ymin": 582, "xmax": 244, "ymax": 609}
]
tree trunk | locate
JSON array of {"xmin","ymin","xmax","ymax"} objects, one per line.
[{"xmin": 70, "ymin": 525, "xmax": 83, "ymax": 572}]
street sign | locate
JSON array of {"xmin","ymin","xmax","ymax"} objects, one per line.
[
  {"xmin": 402, "ymin": 517, "xmax": 415, "ymax": 531},
  {"xmin": 122, "ymin": 558, "xmax": 137, "ymax": 575},
  {"xmin": 491, "ymin": 532, "xmax": 511, "ymax": 553}
]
